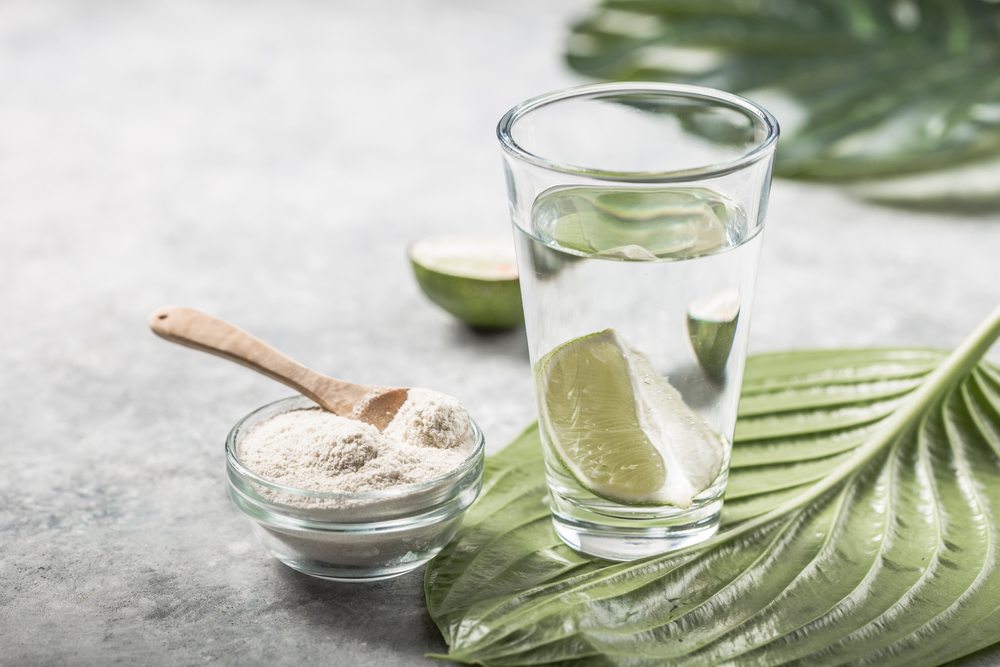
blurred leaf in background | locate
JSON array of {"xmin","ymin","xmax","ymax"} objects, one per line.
[{"xmin": 566, "ymin": 0, "xmax": 1000, "ymax": 210}]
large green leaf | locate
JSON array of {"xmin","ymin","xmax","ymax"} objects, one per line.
[
  {"xmin": 564, "ymin": 0, "xmax": 1000, "ymax": 209},
  {"xmin": 425, "ymin": 307, "xmax": 1000, "ymax": 665}
]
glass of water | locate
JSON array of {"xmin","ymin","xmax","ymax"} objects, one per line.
[{"xmin": 497, "ymin": 82, "xmax": 778, "ymax": 560}]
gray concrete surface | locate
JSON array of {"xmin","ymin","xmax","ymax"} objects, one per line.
[{"xmin": 2, "ymin": 0, "xmax": 998, "ymax": 665}]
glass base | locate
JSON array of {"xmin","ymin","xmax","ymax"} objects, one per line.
[{"xmin": 549, "ymin": 492, "xmax": 722, "ymax": 561}]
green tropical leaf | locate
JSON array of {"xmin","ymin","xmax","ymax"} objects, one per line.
[
  {"xmin": 563, "ymin": 0, "xmax": 1000, "ymax": 208},
  {"xmin": 424, "ymin": 306, "xmax": 1000, "ymax": 665}
]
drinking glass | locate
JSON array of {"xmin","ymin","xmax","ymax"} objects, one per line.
[{"xmin": 497, "ymin": 82, "xmax": 778, "ymax": 560}]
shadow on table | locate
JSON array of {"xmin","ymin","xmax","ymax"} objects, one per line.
[
  {"xmin": 445, "ymin": 321, "xmax": 529, "ymax": 362},
  {"xmin": 272, "ymin": 563, "xmax": 448, "ymax": 660}
]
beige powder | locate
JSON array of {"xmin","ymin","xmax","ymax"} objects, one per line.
[
  {"xmin": 237, "ymin": 389, "xmax": 473, "ymax": 495},
  {"xmin": 383, "ymin": 387, "xmax": 470, "ymax": 450}
]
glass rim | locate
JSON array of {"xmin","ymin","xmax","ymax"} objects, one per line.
[{"xmin": 496, "ymin": 81, "xmax": 780, "ymax": 183}]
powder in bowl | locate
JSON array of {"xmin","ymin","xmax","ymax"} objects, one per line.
[{"xmin": 236, "ymin": 388, "xmax": 474, "ymax": 497}]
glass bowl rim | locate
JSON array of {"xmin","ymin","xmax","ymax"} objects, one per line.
[
  {"xmin": 225, "ymin": 395, "xmax": 485, "ymax": 503},
  {"xmin": 496, "ymin": 81, "xmax": 780, "ymax": 183}
]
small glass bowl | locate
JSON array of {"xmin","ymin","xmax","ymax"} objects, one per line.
[{"xmin": 225, "ymin": 396, "xmax": 485, "ymax": 582}]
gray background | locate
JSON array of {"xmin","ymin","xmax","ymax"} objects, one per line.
[{"xmin": 2, "ymin": 0, "xmax": 998, "ymax": 664}]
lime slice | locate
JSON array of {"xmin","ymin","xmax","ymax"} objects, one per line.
[
  {"xmin": 537, "ymin": 329, "xmax": 725, "ymax": 508},
  {"xmin": 533, "ymin": 186, "xmax": 730, "ymax": 260},
  {"xmin": 409, "ymin": 234, "xmax": 523, "ymax": 330},
  {"xmin": 687, "ymin": 290, "xmax": 741, "ymax": 378}
]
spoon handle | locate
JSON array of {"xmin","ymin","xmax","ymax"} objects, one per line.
[{"xmin": 147, "ymin": 305, "xmax": 360, "ymax": 412}]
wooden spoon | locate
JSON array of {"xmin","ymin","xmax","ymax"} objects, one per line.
[{"xmin": 148, "ymin": 305, "xmax": 409, "ymax": 430}]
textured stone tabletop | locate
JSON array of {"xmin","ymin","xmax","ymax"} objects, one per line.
[{"xmin": 3, "ymin": 0, "xmax": 999, "ymax": 664}]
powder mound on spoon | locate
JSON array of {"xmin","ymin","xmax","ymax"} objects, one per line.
[
  {"xmin": 383, "ymin": 387, "xmax": 471, "ymax": 450},
  {"xmin": 237, "ymin": 388, "xmax": 474, "ymax": 497}
]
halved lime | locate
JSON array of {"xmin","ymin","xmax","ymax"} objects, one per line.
[
  {"xmin": 409, "ymin": 234, "xmax": 523, "ymax": 330},
  {"xmin": 687, "ymin": 290, "xmax": 740, "ymax": 379},
  {"xmin": 536, "ymin": 329, "xmax": 725, "ymax": 508}
]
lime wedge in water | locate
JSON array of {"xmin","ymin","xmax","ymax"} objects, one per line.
[
  {"xmin": 534, "ymin": 186, "xmax": 730, "ymax": 260},
  {"xmin": 409, "ymin": 234, "xmax": 523, "ymax": 330},
  {"xmin": 536, "ymin": 329, "xmax": 725, "ymax": 507},
  {"xmin": 687, "ymin": 290, "xmax": 741, "ymax": 379}
]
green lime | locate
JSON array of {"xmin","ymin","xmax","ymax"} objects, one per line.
[
  {"xmin": 409, "ymin": 234, "xmax": 523, "ymax": 330},
  {"xmin": 536, "ymin": 329, "xmax": 725, "ymax": 507},
  {"xmin": 687, "ymin": 290, "xmax": 741, "ymax": 379},
  {"xmin": 533, "ymin": 186, "xmax": 729, "ymax": 260}
]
